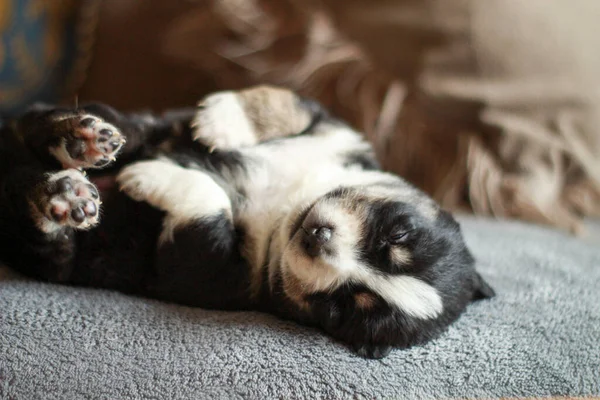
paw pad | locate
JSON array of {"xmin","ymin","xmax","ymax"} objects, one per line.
[
  {"xmin": 49, "ymin": 115, "xmax": 126, "ymax": 169},
  {"xmin": 34, "ymin": 170, "xmax": 102, "ymax": 232}
]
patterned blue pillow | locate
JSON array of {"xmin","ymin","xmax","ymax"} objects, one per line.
[{"xmin": 0, "ymin": 0, "xmax": 78, "ymax": 117}]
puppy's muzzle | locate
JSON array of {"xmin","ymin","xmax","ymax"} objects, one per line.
[{"xmin": 301, "ymin": 226, "xmax": 333, "ymax": 258}]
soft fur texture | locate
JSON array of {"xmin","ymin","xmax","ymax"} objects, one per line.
[{"xmin": 0, "ymin": 85, "xmax": 494, "ymax": 358}]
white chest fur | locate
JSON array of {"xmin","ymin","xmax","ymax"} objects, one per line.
[{"xmin": 235, "ymin": 127, "xmax": 370, "ymax": 295}]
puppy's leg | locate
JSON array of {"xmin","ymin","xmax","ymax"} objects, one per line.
[
  {"xmin": 116, "ymin": 157, "xmax": 232, "ymax": 243},
  {"xmin": 191, "ymin": 85, "xmax": 327, "ymax": 150},
  {"xmin": 116, "ymin": 158, "xmax": 251, "ymax": 309},
  {"xmin": 15, "ymin": 102, "xmax": 202, "ymax": 171},
  {"xmin": 0, "ymin": 167, "xmax": 100, "ymax": 281},
  {"xmin": 29, "ymin": 169, "xmax": 101, "ymax": 234},
  {"xmin": 15, "ymin": 103, "xmax": 127, "ymax": 170},
  {"xmin": 80, "ymin": 104, "xmax": 200, "ymax": 160}
]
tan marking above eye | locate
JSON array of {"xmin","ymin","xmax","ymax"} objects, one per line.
[
  {"xmin": 390, "ymin": 247, "xmax": 412, "ymax": 266},
  {"xmin": 354, "ymin": 293, "xmax": 376, "ymax": 309}
]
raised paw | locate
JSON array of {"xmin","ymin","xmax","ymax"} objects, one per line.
[
  {"xmin": 190, "ymin": 86, "xmax": 314, "ymax": 151},
  {"xmin": 49, "ymin": 114, "xmax": 126, "ymax": 169},
  {"xmin": 116, "ymin": 158, "xmax": 231, "ymax": 220},
  {"xmin": 191, "ymin": 91, "xmax": 258, "ymax": 150},
  {"xmin": 30, "ymin": 169, "xmax": 101, "ymax": 233}
]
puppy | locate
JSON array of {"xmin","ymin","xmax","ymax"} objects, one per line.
[{"xmin": 0, "ymin": 86, "xmax": 494, "ymax": 358}]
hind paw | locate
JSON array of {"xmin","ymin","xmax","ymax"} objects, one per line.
[
  {"xmin": 49, "ymin": 114, "xmax": 126, "ymax": 169},
  {"xmin": 31, "ymin": 169, "xmax": 101, "ymax": 233}
]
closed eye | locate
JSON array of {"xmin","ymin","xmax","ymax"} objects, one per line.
[{"xmin": 387, "ymin": 229, "xmax": 413, "ymax": 245}]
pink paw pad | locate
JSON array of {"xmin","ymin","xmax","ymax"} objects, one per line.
[{"xmin": 51, "ymin": 115, "xmax": 126, "ymax": 169}]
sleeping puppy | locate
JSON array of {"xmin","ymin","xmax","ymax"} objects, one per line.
[{"xmin": 0, "ymin": 86, "xmax": 494, "ymax": 358}]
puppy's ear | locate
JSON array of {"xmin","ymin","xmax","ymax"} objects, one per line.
[{"xmin": 472, "ymin": 272, "xmax": 495, "ymax": 301}]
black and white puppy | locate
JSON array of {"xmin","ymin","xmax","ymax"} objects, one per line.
[{"xmin": 0, "ymin": 86, "xmax": 494, "ymax": 358}]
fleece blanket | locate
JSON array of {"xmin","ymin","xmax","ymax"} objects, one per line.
[{"xmin": 1, "ymin": 216, "xmax": 599, "ymax": 399}]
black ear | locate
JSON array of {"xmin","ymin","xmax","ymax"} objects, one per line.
[{"xmin": 472, "ymin": 272, "xmax": 495, "ymax": 301}]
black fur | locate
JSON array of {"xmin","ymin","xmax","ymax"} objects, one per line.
[
  {"xmin": 0, "ymin": 93, "xmax": 494, "ymax": 359},
  {"xmin": 151, "ymin": 214, "xmax": 252, "ymax": 310},
  {"xmin": 275, "ymin": 187, "xmax": 491, "ymax": 358}
]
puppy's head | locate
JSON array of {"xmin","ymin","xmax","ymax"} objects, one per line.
[{"xmin": 279, "ymin": 184, "xmax": 494, "ymax": 359}]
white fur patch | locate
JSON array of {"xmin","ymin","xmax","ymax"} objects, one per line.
[
  {"xmin": 362, "ymin": 274, "xmax": 443, "ymax": 319},
  {"xmin": 238, "ymin": 127, "xmax": 368, "ymax": 295},
  {"xmin": 279, "ymin": 190, "xmax": 442, "ymax": 320},
  {"xmin": 117, "ymin": 158, "xmax": 232, "ymax": 243},
  {"xmin": 192, "ymin": 91, "xmax": 257, "ymax": 149},
  {"xmin": 210, "ymin": 116, "xmax": 442, "ymax": 319},
  {"xmin": 296, "ymin": 198, "xmax": 364, "ymax": 277},
  {"xmin": 283, "ymin": 245, "xmax": 443, "ymax": 319}
]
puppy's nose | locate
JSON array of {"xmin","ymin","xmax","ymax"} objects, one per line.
[{"xmin": 302, "ymin": 226, "xmax": 332, "ymax": 257}]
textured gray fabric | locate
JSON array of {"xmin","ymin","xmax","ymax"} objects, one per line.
[{"xmin": 1, "ymin": 217, "xmax": 599, "ymax": 399}]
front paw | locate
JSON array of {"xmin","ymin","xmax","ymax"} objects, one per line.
[
  {"xmin": 30, "ymin": 169, "xmax": 101, "ymax": 233},
  {"xmin": 191, "ymin": 91, "xmax": 258, "ymax": 151},
  {"xmin": 49, "ymin": 114, "xmax": 126, "ymax": 169}
]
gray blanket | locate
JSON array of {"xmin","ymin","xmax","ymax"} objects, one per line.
[{"xmin": 1, "ymin": 217, "xmax": 599, "ymax": 399}]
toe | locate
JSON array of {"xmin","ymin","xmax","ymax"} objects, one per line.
[
  {"xmin": 50, "ymin": 204, "xmax": 68, "ymax": 222},
  {"xmin": 70, "ymin": 206, "xmax": 86, "ymax": 224},
  {"xmin": 80, "ymin": 117, "xmax": 97, "ymax": 128},
  {"xmin": 86, "ymin": 184, "xmax": 99, "ymax": 199},
  {"xmin": 83, "ymin": 200, "xmax": 97, "ymax": 217},
  {"xmin": 56, "ymin": 177, "xmax": 74, "ymax": 194},
  {"xmin": 108, "ymin": 140, "xmax": 122, "ymax": 152},
  {"xmin": 66, "ymin": 139, "xmax": 86, "ymax": 160},
  {"xmin": 98, "ymin": 128, "xmax": 114, "ymax": 140}
]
